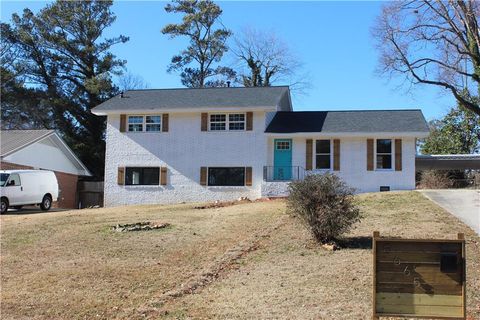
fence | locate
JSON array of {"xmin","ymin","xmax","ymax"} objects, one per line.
[{"xmin": 77, "ymin": 181, "xmax": 104, "ymax": 208}]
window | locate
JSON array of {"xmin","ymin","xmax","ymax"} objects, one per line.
[
  {"xmin": 276, "ymin": 141, "xmax": 291, "ymax": 150},
  {"xmin": 316, "ymin": 140, "xmax": 331, "ymax": 169},
  {"xmin": 128, "ymin": 115, "xmax": 162, "ymax": 132},
  {"xmin": 376, "ymin": 139, "xmax": 392, "ymax": 169},
  {"xmin": 209, "ymin": 113, "xmax": 245, "ymax": 131},
  {"xmin": 208, "ymin": 167, "xmax": 245, "ymax": 186},
  {"xmin": 146, "ymin": 116, "xmax": 161, "ymax": 132},
  {"xmin": 6, "ymin": 174, "xmax": 21, "ymax": 187},
  {"xmin": 125, "ymin": 167, "xmax": 159, "ymax": 185},
  {"xmin": 228, "ymin": 113, "xmax": 245, "ymax": 130},
  {"xmin": 209, "ymin": 114, "xmax": 226, "ymax": 131},
  {"xmin": 1, "ymin": 173, "xmax": 9, "ymax": 187},
  {"xmin": 128, "ymin": 116, "xmax": 144, "ymax": 132}
]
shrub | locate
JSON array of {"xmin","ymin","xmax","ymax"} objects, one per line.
[
  {"xmin": 287, "ymin": 173, "xmax": 361, "ymax": 243},
  {"xmin": 417, "ymin": 170, "xmax": 454, "ymax": 189}
]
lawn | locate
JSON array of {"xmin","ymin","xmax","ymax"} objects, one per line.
[{"xmin": 1, "ymin": 192, "xmax": 479, "ymax": 320}]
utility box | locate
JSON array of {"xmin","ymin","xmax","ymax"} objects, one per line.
[{"xmin": 372, "ymin": 232, "xmax": 466, "ymax": 319}]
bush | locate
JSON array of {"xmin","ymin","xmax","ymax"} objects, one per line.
[
  {"xmin": 417, "ymin": 170, "xmax": 454, "ymax": 189},
  {"xmin": 287, "ymin": 173, "xmax": 361, "ymax": 243}
]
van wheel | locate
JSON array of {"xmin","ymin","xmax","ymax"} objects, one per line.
[
  {"xmin": 40, "ymin": 195, "xmax": 52, "ymax": 211},
  {"xmin": 1, "ymin": 198, "xmax": 8, "ymax": 214}
]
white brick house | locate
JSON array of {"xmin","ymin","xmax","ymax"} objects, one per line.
[{"xmin": 91, "ymin": 86, "xmax": 429, "ymax": 207}]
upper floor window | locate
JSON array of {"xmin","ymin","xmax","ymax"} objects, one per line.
[
  {"xmin": 209, "ymin": 113, "xmax": 245, "ymax": 131},
  {"xmin": 376, "ymin": 139, "xmax": 392, "ymax": 169},
  {"xmin": 128, "ymin": 115, "xmax": 162, "ymax": 132},
  {"xmin": 316, "ymin": 140, "xmax": 331, "ymax": 169}
]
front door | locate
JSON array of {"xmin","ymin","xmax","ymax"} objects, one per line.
[{"xmin": 274, "ymin": 139, "xmax": 292, "ymax": 180}]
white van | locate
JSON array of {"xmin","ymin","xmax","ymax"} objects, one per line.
[{"xmin": 0, "ymin": 170, "xmax": 59, "ymax": 214}]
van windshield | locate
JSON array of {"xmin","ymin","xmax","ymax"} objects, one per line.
[{"xmin": 0, "ymin": 173, "xmax": 9, "ymax": 187}]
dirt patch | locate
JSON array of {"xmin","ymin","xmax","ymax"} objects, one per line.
[
  {"xmin": 112, "ymin": 221, "xmax": 170, "ymax": 232},
  {"xmin": 194, "ymin": 198, "xmax": 252, "ymax": 209}
]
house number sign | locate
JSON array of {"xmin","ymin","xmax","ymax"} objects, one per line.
[{"xmin": 372, "ymin": 231, "xmax": 466, "ymax": 319}]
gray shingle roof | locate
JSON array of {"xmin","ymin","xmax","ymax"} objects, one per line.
[
  {"xmin": 265, "ymin": 110, "xmax": 429, "ymax": 133},
  {"xmin": 1, "ymin": 130, "xmax": 91, "ymax": 176},
  {"xmin": 91, "ymin": 86, "xmax": 292, "ymax": 113},
  {"xmin": 1, "ymin": 129, "xmax": 54, "ymax": 157}
]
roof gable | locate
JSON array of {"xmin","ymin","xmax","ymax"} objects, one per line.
[
  {"xmin": 91, "ymin": 86, "xmax": 292, "ymax": 114},
  {"xmin": 265, "ymin": 110, "xmax": 429, "ymax": 134},
  {"xmin": 1, "ymin": 130, "xmax": 91, "ymax": 176}
]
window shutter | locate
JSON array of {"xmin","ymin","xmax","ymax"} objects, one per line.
[
  {"xmin": 245, "ymin": 167, "xmax": 252, "ymax": 186},
  {"xmin": 333, "ymin": 139, "xmax": 340, "ymax": 171},
  {"xmin": 305, "ymin": 139, "xmax": 313, "ymax": 170},
  {"xmin": 200, "ymin": 167, "xmax": 207, "ymax": 186},
  {"xmin": 201, "ymin": 113, "xmax": 208, "ymax": 131},
  {"xmin": 160, "ymin": 167, "xmax": 168, "ymax": 185},
  {"xmin": 117, "ymin": 167, "xmax": 125, "ymax": 185},
  {"xmin": 367, "ymin": 139, "xmax": 374, "ymax": 171},
  {"xmin": 162, "ymin": 114, "xmax": 169, "ymax": 132},
  {"xmin": 395, "ymin": 139, "xmax": 402, "ymax": 171},
  {"xmin": 119, "ymin": 115, "xmax": 127, "ymax": 132},
  {"xmin": 246, "ymin": 112, "xmax": 253, "ymax": 131}
]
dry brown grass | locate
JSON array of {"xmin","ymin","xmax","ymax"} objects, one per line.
[{"xmin": 1, "ymin": 192, "xmax": 479, "ymax": 320}]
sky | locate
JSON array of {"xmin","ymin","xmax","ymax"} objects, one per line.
[{"xmin": 1, "ymin": 0, "xmax": 457, "ymax": 121}]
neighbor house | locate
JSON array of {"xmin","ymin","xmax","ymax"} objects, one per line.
[
  {"xmin": 0, "ymin": 130, "xmax": 91, "ymax": 208},
  {"xmin": 91, "ymin": 86, "xmax": 429, "ymax": 207}
]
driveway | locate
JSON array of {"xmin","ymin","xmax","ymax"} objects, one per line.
[{"xmin": 419, "ymin": 189, "xmax": 480, "ymax": 235}]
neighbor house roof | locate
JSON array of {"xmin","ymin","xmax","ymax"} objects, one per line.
[
  {"xmin": 1, "ymin": 129, "xmax": 54, "ymax": 157},
  {"xmin": 416, "ymin": 154, "xmax": 480, "ymax": 170},
  {"xmin": 265, "ymin": 110, "xmax": 429, "ymax": 134},
  {"xmin": 91, "ymin": 86, "xmax": 292, "ymax": 115},
  {"xmin": 1, "ymin": 130, "xmax": 91, "ymax": 176}
]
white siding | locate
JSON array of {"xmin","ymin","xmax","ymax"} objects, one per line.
[
  {"xmin": 104, "ymin": 111, "xmax": 268, "ymax": 206},
  {"xmin": 4, "ymin": 137, "xmax": 80, "ymax": 175}
]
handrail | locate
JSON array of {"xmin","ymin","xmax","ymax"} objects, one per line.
[{"xmin": 263, "ymin": 166, "xmax": 305, "ymax": 182}]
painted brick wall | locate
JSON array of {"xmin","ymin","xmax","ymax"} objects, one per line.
[
  {"xmin": 0, "ymin": 161, "xmax": 78, "ymax": 208},
  {"xmin": 104, "ymin": 111, "xmax": 269, "ymax": 206},
  {"xmin": 265, "ymin": 136, "xmax": 416, "ymax": 194}
]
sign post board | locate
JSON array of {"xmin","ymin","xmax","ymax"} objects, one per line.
[{"xmin": 372, "ymin": 231, "xmax": 466, "ymax": 319}]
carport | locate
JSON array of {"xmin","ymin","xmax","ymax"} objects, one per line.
[{"xmin": 416, "ymin": 154, "xmax": 480, "ymax": 170}]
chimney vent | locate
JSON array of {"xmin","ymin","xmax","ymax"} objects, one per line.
[
  {"xmin": 226, "ymin": 81, "xmax": 231, "ymax": 87},
  {"xmin": 120, "ymin": 91, "xmax": 124, "ymax": 98}
]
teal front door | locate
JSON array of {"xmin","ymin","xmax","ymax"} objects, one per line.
[{"xmin": 274, "ymin": 139, "xmax": 292, "ymax": 180}]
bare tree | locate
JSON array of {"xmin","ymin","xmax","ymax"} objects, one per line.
[
  {"xmin": 373, "ymin": 1, "xmax": 480, "ymax": 115},
  {"xmin": 232, "ymin": 28, "xmax": 309, "ymax": 92},
  {"xmin": 117, "ymin": 71, "xmax": 149, "ymax": 91}
]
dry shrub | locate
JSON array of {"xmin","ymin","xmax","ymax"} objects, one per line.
[
  {"xmin": 287, "ymin": 173, "xmax": 361, "ymax": 243},
  {"xmin": 418, "ymin": 170, "xmax": 454, "ymax": 189}
]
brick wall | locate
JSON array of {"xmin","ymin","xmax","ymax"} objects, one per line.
[{"xmin": 0, "ymin": 161, "xmax": 79, "ymax": 208}]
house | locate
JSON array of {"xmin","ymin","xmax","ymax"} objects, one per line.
[
  {"xmin": 0, "ymin": 130, "xmax": 91, "ymax": 208},
  {"xmin": 91, "ymin": 86, "xmax": 429, "ymax": 207}
]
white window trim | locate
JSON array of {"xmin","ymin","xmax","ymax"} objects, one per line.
[
  {"xmin": 127, "ymin": 115, "xmax": 162, "ymax": 133},
  {"xmin": 208, "ymin": 112, "xmax": 246, "ymax": 132},
  {"xmin": 314, "ymin": 139, "xmax": 332, "ymax": 170},
  {"xmin": 375, "ymin": 138, "xmax": 394, "ymax": 171}
]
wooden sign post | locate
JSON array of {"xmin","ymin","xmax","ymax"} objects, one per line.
[{"xmin": 372, "ymin": 232, "xmax": 466, "ymax": 319}]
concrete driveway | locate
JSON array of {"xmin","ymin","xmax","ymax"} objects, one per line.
[{"xmin": 419, "ymin": 189, "xmax": 480, "ymax": 235}]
